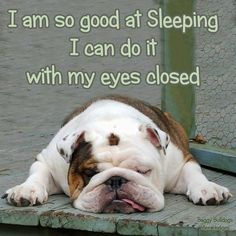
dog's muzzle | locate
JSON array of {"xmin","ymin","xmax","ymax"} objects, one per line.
[{"xmin": 102, "ymin": 176, "xmax": 146, "ymax": 213}]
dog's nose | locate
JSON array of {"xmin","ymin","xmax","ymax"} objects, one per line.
[{"xmin": 105, "ymin": 176, "xmax": 127, "ymax": 190}]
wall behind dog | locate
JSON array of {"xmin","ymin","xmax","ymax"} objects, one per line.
[
  {"xmin": 195, "ymin": 0, "xmax": 236, "ymax": 149},
  {"xmin": 0, "ymin": 0, "xmax": 163, "ymax": 157}
]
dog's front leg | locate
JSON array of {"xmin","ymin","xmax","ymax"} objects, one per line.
[
  {"xmin": 170, "ymin": 160, "xmax": 232, "ymax": 205},
  {"xmin": 2, "ymin": 160, "xmax": 61, "ymax": 206}
]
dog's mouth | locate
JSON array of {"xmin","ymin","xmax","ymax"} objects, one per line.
[
  {"xmin": 122, "ymin": 198, "xmax": 146, "ymax": 211},
  {"xmin": 103, "ymin": 199, "xmax": 146, "ymax": 213}
]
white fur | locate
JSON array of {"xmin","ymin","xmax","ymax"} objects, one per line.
[{"xmin": 4, "ymin": 99, "xmax": 231, "ymax": 211}]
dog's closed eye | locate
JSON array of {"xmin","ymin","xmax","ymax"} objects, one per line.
[{"xmin": 136, "ymin": 169, "xmax": 151, "ymax": 175}]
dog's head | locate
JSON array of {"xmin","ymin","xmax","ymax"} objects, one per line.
[{"xmin": 57, "ymin": 119, "xmax": 170, "ymax": 213}]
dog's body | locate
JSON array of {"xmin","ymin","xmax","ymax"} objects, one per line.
[{"xmin": 2, "ymin": 95, "xmax": 231, "ymax": 213}]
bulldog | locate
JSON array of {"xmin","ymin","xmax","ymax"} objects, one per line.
[{"xmin": 2, "ymin": 95, "xmax": 232, "ymax": 213}]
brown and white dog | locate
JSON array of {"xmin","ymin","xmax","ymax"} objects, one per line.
[{"xmin": 2, "ymin": 95, "xmax": 232, "ymax": 213}]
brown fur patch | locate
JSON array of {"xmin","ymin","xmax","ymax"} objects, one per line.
[
  {"xmin": 108, "ymin": 133, "xmax": 120, "ymax": 146},
  {"xmin": 68, "ymin": 171, "xmax": 84, "ymax": 200},
  {"xmin": 68, "ymin": 135, "xmax": 97, "ymax": 198},
  {"xmin": 184, "ymin": 153, "xmax": 197, "ymax": 163},
  {"xmin": 79, "ymin": 159, "xmax": 98, "ymax": 185}
]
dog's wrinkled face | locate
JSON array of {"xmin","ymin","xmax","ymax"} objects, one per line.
[{"xmin": 57, "ymin": 119, "xmax": 170, "ymax": 213}]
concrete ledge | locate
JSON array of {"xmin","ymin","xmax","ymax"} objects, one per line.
[{"xmin": 190, "ymin": 143, "xmax": 236, "ymax": 174}]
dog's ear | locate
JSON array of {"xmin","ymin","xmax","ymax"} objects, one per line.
[
  {"xmin": 57, "ymin": 131, "xmax": 85, "ymax": 163},
  {"xmin": 140, "ymin": 124, "xmax": 170, "ymax": 155}
]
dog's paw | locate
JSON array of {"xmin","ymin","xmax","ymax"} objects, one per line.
[
  {"xmin": 1, "ymin": 182, "xmax": 48, "ymax": 207},
  {"xmin": 187, "ymin": 181, "xmax": 232, "ymax": 205}
]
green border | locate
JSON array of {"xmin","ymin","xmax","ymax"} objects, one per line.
[{"xmin": 161, "ymin": 0, "xmax": 196, "ymax": 138}]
